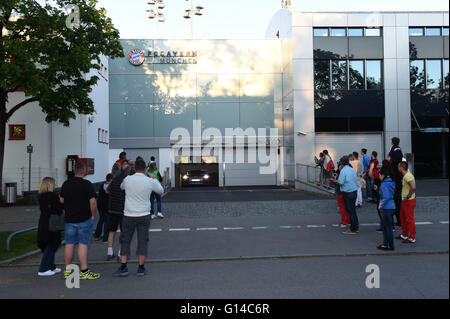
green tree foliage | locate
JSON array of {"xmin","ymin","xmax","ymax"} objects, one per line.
[{"xmin": 0, "ymin": 0, "xmax": 124, "ymax": 201}]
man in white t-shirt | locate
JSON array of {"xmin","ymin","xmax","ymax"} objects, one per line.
[{"xmin": 113, "ymin": 159, "xmax": 163, "ymax": 277}]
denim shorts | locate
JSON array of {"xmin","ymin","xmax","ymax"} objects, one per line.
[{"xmin": 65, "ymin": 218, "xmax": 94, "ymax": 245}]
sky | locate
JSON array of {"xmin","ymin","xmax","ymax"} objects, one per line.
[{"xmin": 95, "ymin": 0, "xmax": 449, "ymax": 39}]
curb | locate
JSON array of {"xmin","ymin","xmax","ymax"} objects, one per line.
[
  {"xmin": 0, "ymin": 240, "xmax": 66, "ymax": 266},
  {"xmin": 1, "ymin": 249, "xmax": 448, "ymax": 268},
  {"xmin": 0, "ymin": 249, "xmax": 41, "ymax": 266}
]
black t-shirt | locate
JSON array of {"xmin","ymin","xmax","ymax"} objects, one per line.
[{"xmin": 60, "ymin": 177, "xmax": 96, "ymax": 223}]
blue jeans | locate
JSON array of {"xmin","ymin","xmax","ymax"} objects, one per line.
[
  {"xmin": 150, "ymin": 192, "xmax": 162, "ymax": 215},
  {"xmin": 364, "ymin": 175, "xmax": 373, "ymax": 199},
  {"xmin": 39, "ymin": 247, "xmax": 56, "ymax": 272},
  {"xmin": 342, "ymin": 191, "xmax": 359, "ymax": 232},
  {"xmin": 65, "ymin": 218, "xmax": 95, "ymax": 245},
  {"xmin": 380, "ymin": 209, "xmax": 395, "ymax": 248}
]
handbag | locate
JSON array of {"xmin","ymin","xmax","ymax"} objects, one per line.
[{"xmin": 49, "ymin": 211, "xmax": 65, "ymax": 232}]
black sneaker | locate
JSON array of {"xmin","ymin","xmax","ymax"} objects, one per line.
[
  {"xmin": 396, "ymin": 235, "xmax": 408, "ymax": 240},
  {"xmin": 136, "ymin": 266, "xmax": 147, "ymax": 277},
  {"xmin": 113, "ymin": 266, "xmax": 129, "ymax": 277},
  {"xmin": 377, "ymin": 245, "xmax": 394, "ymax": 251}
]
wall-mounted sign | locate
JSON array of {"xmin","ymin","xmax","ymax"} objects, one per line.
[
  {"xmin": 128, "ymin": 49, "xmax": 198, "ymax": 66},
  {"xmin": 9, "ymin": 124, "xmax": 26, "ymax": 140},
  {"xmin": 128, "ymin": 49, "xmax": 146, "ymax": 66}
]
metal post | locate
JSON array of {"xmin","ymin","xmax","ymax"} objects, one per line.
[
  {"xmin": 26, "ymin": 144, "xmax": 33, "ymax": 192},
  {"xmin": 28, "ymin": 152, "xmax": 31, "ymax": 192}
]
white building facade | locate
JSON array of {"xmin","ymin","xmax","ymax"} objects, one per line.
[
  {"xmin": 2, "ymin": 56, "xmax": 110, "ymax": 194},
  {"xmin": 2, "ymin": 10, "xmax": 448, "ymax": 195}
]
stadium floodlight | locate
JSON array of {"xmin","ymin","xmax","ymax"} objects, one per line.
[
  {"xmin": 183, "ymin": 1, "xmax": 204, "ymax": 38},
  {"xmin": 157, "ymin": 0, "xmax": 165, "ymax": 9},
  {"xmin": 147, "ymin": 9, "xmax": 156, "ymax": 19}
]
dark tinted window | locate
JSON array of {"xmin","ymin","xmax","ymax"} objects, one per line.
[
  {"xmin": 426, "ymin": 59, "xmax": 442, "ymax": 89},
  {"xmin": 425, "ymin": 27, "xmax": 441, "ymax": 36},
  {"xmin": 348, "ymin": 28, "xmax": 363, "ymax": 36},
  {"xmin": 331, "ymin": 60, "xmax": 347, "ymax": 90},
  {"xmin": 366, "ymin": 60, "xmax": 382, "ymax": 89},
  {"xmin": 331, "ymin": 28, "xmax": 346, "ymax": 37},
  {"xmin": 409, "ymin": 28, "xmax": 424, "ymax": 36},
  {"xmin": 314, "ymin": 60, "xmax": 331, "ymax": 90},
  {"xmin": 410, "ymin": 60, "xmax": 425, "ymax": 89},
  {"xmin": 349, "ymin": 60, "xmax": 364, "ymax": 89},
  {"xmin": 444, "ymin": 59, "xmax": 449, "ymax": 89},
  {"xmin": 365, "ymin": 28, "xmax": 381, "ymax": 36},
  {"xmin": 314, "ymin": 28, "xmax": 329, "ymax": 37}
]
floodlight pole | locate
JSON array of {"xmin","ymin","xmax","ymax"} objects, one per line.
[{"xmin": 189, "ymin": 0, "xmax": 193, "ymax": 39}]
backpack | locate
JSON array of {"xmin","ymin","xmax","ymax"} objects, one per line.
[{"xmin": 326, "ymin": 158, "xmax": 335, "ymax": 172}]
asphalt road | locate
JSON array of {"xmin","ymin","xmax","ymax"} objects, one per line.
[
  {"xmin": 0, "ymin": 198, "xmax": 448, "ymax": 299},
  {"xmin": 0, "ymin": 187, "xmax": 448, "ymax": 299},
  {"xmin": 0, "ymin": 254, "xmax": 447, "ymax": 299}
]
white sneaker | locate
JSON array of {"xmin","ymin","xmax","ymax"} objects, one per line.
[
  {"xmin": 52, "ymin": 268, "xmax": 62, "ymax": 274},
  {"xmin": 38, "ymin": 270, "xmax": 56, "ymax": 276},
  {"xmin": 157, "ymin": 212, "xmax": 164, "ymax": 219},
  {"xmin": 151, "ymin": 214, "xmax": 157, "ymax": 219}
]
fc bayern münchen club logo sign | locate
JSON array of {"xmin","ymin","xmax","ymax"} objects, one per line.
[{"xmin": 128, "ymin": 49, "xmax": 145, "ymax": 66}]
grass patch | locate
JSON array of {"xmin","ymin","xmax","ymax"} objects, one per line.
[{"xmin": 0, "ymin": 230, "xmax": 39, "ymax": 262}]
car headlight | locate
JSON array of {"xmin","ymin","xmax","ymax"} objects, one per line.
[
  {"xmin": 183, "ymin": 175, "xmax": 189, "ymax": 180},
  {"xmin": 203, "ymin": 174, "xmax": 209, "ymax": 179}
]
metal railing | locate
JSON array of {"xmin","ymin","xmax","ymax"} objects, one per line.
[
  {"xmin": 3, "ymin": 167, "xmax": 59, "ymax": 196},
  {"xmin": 162, "ymin": 167, "xmax": 171, "ymax": 193},
  {"xmin": 296, "ymin": 163, "xmax": 333, "ymax": 191},
  {"xmin": 6, "ymin": 226, "xmax": 38, "ymax": 251}
]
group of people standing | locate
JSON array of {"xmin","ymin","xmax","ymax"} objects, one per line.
[
  {"xmin": 36, "ymin": 151, "xmax": 165, "ymax": 278},
  {"xmin": 326, "ymin": 137, "xmax": 417, "ymax": 251}
]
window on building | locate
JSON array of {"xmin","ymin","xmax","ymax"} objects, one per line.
[
  {"xmin": 426, "ymin": 60, "xmax": 442, "ymax": 89},
  {"xmin": 443, "ymin": 27, "xmax": 449, "ymax": 36},
  {"xmin": 331, "ymin": 60, "xmax": 347, "ymax": 90},
  {"xmin": 444, "ymin": 59, "xmax": 449, "ymax": 89},
  {"xmin": 366, "ymin": 60, "xmax": 382, "ymax": 89},
  {"xmin": 409, "ymin": 28, "xmax": 424, "ymax": 36},
  {"xmin": 410, "ymin": 60, "xmax": 425, "ymax": 89},
  {"xmin": 348, "ymin": 28, "xmax": 364, "ymax": 36},
  {"xmin": 314, "ymin": 28, "xmax": 329, "ymax": 37},
  {"xmin": 314, "ymin": 60, "xmax": 331, "ymax": 90},
  {"xmin": 425, "ymin": 27, "xmax": 441, "ymax": 36},
  {"xmin": 349, "ymin": 60, "xmax": 365, "ymax": 89},
  {"xmin": 331, "ymin": 28, "xmax": 346, "ymax": 37},
  {"xmin": 365, "ymin": 28, "xmax": 381, "ymax": 36}
]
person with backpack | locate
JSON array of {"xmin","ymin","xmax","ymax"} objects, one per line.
[
  {"xmin": 376, "ymin": 166, "xmax": 396, "ymax": 250},
  {"xmin": 337, "ymin": 156, "xmax": 359, "ymax": 235},
  {"xmin": 330, "ymin": 157, "xmax": 350, "ymax": 228},
  {"xmin": 323, "ymin": 150, "xmax": 335, "ymax": 189},
  {"xmin": 365, "ymin": 151, "xmax": 379, "ymax": 202},
  {"xmin": 389, "ymin": 137, "xmax": 404, "ymax": 227},
  {"xmin": 147, "ymin": 162, "xmax": 164, "ymax": 219}
]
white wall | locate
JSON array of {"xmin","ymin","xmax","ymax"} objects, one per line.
[
  {"xmin": 3, "ymin": 55, "xmax": 113, "ymax": 193},
  {"xmin": 3, "ymin": 93, "xmax": 53, "ymax": 193},
  {"xmin": 85, "ymin": 55, "xmax": 110, "ymax": 183}
]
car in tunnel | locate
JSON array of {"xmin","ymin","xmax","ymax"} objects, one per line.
[{"xmin": 181, "ymin": 169, "xmax": 211, "ymax": 186}]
